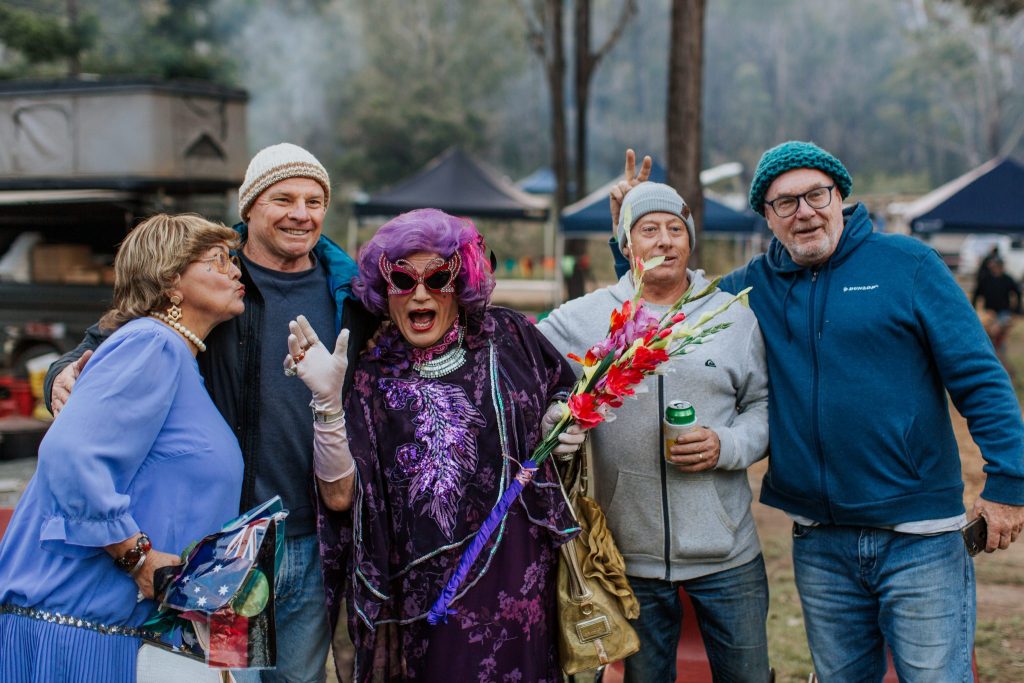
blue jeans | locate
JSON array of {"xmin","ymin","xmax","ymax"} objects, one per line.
[
  {"xmin": 624, "ymin": 555, "xmax": 771, "ymax": 683},
  {"xmin": 234, "ymin": 533, "xmax": 331, "ymax": 683},
  {"xmin": 792, "ymin": 524, "xmax": 975, "ymax": 682}
]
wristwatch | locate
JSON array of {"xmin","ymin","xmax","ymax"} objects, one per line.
[{"xmin": 310, "ymin": 400, "xmax": 345, "ymax": 424}]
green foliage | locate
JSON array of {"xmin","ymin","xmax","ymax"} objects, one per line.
[
  {"xmin": 0, "ymin": 3, "xmax": 96, "ymax": 66},
  {"xmin": 0, "ymin": 0, "xmax": 233, "ymax": 82},
  {"xmin": 946, "ymin": 0, "xmax": 1024, "ymax": 19},
  {"xmin": 332, "ymin": 0, "xmax": 530, "ymax": 189}
]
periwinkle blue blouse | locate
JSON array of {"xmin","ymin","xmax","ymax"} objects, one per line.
[{"xmin": 0, "ymin": 317, "xmax": 243, "ymax": 681}]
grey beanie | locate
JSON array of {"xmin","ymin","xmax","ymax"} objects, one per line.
[{"xmin": 616, "ymin": 182, "xmax": 695, "ymax": 251}]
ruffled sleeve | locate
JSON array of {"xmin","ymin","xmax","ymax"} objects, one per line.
[{"xmin": 36, "ymin": 324, "xmax": 183, "ymax": 557}]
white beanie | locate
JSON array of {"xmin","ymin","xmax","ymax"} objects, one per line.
[{"xmin": 237, "ymin": 143, "xmax": 331, "ymax": 221}]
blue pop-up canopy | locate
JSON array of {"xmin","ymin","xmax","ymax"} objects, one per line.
[
  {"xmin": 908, "ymin": 157, "xmax": 1024, "ymax": 234},
  {"xmin": 560, "ymin": 161, "xmax": 765, "ymax": 236}
]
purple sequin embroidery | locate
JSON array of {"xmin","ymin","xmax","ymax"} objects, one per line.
[{"xmin": 382, "ymin": 377, "xmax": 486, "ymax": 539}]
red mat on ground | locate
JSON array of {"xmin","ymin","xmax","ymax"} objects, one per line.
[{"xmin": 0, "ymin": 508, "xmax": 12, "ymax": 540}]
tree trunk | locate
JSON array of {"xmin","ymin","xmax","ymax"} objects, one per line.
[
  {"xmin": 67, "ymin": 0, "xmax": 80, "ymax": 76},
  {"xmin": 546, "ymin": 0, "xmax": 569, "ymax": 214},
  {"xmin": 666, "ymin": 0, "xmax": 706, "ymax": 267}
]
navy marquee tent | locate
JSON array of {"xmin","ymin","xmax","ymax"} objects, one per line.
[
  {"xmin": 560, "ymin": 162, "xmax": 766, "ymax": 237},
  {"xmin": 908, "ymin": 157, "xmax": 1024, "ymax": 235},
  {"xmin": 353, "ymin": 148, "xmax": 549, "ymax": 221}
]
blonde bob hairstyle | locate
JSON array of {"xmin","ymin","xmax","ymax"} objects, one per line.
[{"xmin": 99, "ymin": 213, "xmax": 240, "ymax": 330}]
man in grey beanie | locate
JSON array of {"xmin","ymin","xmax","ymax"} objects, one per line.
[
  {"xmin": 45, "ymin": 143, "xmax": 374, "ymax": 683},
  {"xmin": 539, "ymin": 179, "xmax": 772, "ymax": 682}
]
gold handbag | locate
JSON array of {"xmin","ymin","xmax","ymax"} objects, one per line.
[{"xmin": 557, "ymin": 449, "xmax": 640, "ymax": 675}]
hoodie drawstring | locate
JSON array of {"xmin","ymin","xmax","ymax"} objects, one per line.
[{"xmin": 782, "ymin": 275, "xmax": 798, "ymax": 342}]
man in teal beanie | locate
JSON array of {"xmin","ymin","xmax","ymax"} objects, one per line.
[{"xmin": 609, "ymin": 143, "xmax": 1024, "ymax": 681}]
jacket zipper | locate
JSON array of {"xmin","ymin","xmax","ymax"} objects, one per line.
[
  {"xmin": 808, "ymin": 269, "xmax": 833, "ymax": 523},
  {"xmin": 658, "ymin": 375, "xmax": 672, "ymax": 580}
]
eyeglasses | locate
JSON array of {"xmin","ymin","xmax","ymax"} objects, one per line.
[
  {"xmin": 378, "ymin": 253, "xmax": 462, "ymax": 296},
  {"xmin": 764, "ymin": 184, "xmax": 835, "ymax": 218},
  {"xmin": 197, "ymin": 251, "xmax": 241, "ymax": 275}
]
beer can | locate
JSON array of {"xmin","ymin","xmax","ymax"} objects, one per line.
[{"xmin": 663, "ymin": 400, "xmax": 696, "ymax": 461}]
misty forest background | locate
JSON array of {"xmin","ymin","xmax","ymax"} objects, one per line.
[{"xmin": 2, "ymin": 0, "xmax": 1023, "ymax": 234}]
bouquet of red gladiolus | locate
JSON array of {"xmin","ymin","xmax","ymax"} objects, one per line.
[{"xmin": 427, "ymin": 213, "xmax": 751, "ymax": 624}]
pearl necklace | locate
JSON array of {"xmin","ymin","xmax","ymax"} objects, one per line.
[
  {"xmin": 413, "ymin": 327, "xmax": 466, "ymax": 378},
  {"xmin": 149, "ymin": 312, "xmax": 207, "ymax": 352}
]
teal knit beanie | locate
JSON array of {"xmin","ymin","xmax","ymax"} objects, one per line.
[
  {"xmin": 616, "ymin": 182, "xmax": 696, "ymax": 251},
  {"xmin": 748, "ymin": 141, "xmax": 852, "ymax": 216}
]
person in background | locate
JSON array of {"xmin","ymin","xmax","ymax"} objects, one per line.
[
  {"xmin": 972, "ymin": 256, "xmax": 1021, "ymax": 366},
  {"xmin": 292, "ymin": 208, "xmax": 586, "ymax": 682},
  {"xmin": 43, "ymin": 144, "xmax": 375, "ymax": 683},
  {"xmin": 610, "ymin": 142, "xmax": 1024, "ymax": 681},
  {"xmin": 0, "ymin": 214, "xmax": 245, "ymax": 682},
  {"xmin": 539, "ymin": 180, "xmax": 772, "ymax": 682}
]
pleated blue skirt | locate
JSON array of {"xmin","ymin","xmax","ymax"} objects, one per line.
[{"xmin": 0, "ymin": 613, "xmax": 140, "ymax": 682}]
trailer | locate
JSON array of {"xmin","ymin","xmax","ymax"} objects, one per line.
[{"xmin": 0, "ymin": 78, "xmax": 248, "ymax": 375}]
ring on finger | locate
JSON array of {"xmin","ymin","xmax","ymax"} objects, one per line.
[
  {"xmin": 284, "ymin": 365, "xmax": 297, "ymax": 377},
  {"xmin": 292, "ymin": 351, "xmax": 305, "ymax": 364}
]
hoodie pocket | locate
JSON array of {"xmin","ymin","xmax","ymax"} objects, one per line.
[
  {"xmin": 667, "ymin": 473, "xmax": 737, "ymax": 560},
  {"xmin": 604, "ymin": 469, "xmax": 667, "ymax": 561}
]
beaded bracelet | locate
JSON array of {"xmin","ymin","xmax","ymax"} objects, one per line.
[{"xmin": 114, "ymin": 533, "xmax": 151, "ymax": 574}]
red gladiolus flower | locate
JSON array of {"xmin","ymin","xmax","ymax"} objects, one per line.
[
  {"xmin": 568, "ymin": 393, "xmax": 605, "ymax": 429},
  {"xmin": 672, "ymin": 312, "xmax": 686, "ymax": 323},
  {"xmin": 632, "ymin": 345, "xmax": 669, "ymax": 373},
  {"xmin": 609, "ymin": 300, "xmax": 633, "ymax": 334},
  {"xmin": 604, "ymin": 363, "xmax": 645, "ymax": 398}
]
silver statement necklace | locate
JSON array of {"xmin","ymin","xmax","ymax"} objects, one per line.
[{"xmin": 413, "ymin": 327, "xmax": 466, "ymax": 378}]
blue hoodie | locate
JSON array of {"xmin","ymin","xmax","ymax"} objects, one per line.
[{"xmin": 717, "ymin": 203, "xmax": 1024, "ymax": 525}]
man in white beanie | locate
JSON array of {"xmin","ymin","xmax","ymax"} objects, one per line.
[
  {"xmin": 537, "ymin": 179, "xmax": 772, "ymax": 682},
  {"xmin": 45, "ymin": 143, "xmax": 373, "ymax": 683}
]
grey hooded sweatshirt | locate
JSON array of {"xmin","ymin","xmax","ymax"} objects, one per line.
[{"xmin": 537, "ymin": 269, "xmax": 769, "ymax": 581}]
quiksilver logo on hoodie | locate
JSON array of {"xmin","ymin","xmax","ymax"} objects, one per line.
[{"xmin": 843, "ymin": 284, "xmax": 879, "ymax": 292}]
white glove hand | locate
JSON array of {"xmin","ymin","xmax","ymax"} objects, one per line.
[
  {"xmin": 540, "ymin": 401, "xmax": 567, "ymax": 437},
  {"xmin": 314, "ymin": 419, "xmax": 355, "ymax": 482},
  {"xmin": 540, "ymin": 402, "xmax": 587, "ymax": 458},
  {"xmin": 552, "ymin": 425, "xmax": 586, "ymax": 457},
  {"xmin": 285, "ymin": 315, "xmax": 349, "ymax": 413}
]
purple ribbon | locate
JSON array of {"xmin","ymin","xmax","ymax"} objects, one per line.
[{"xmin": 427, "ymin": 459, "xmax": 537, "ymax": 625}]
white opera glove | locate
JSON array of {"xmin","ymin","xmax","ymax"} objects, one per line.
[
  {"xmin": 552, "ymin": 424, "xmax": 586, "ymax": 457},
  {"xmin": 313, "ymin": 417, "xmax": 356, "ymax": 482},
  {"xmin": 540, "ymin": 401, "xmax": 567, "ymax": 437},
  {"xmin": 285, "ymin": 316, "xmax": 349, "ymax": 414},
  {"xmin": 540, "ymin": 402, "xmax": 587, "ymax": 458}
]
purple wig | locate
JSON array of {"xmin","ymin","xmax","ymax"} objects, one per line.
[{"xmin": 354, "ymin": 208, "xmax": 496, "ymax": 317}]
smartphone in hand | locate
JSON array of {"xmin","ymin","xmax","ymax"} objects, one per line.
[{"xmin": 962, "ymin": 516, "xmax": 988, "ymax": 556}]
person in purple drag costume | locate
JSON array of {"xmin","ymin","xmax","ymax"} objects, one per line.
[{"xmin": 289, "ymin": 208, "xmax": 586, "ymax": 682}]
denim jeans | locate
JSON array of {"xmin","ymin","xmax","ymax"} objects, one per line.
[
  {"xmin": 234, "ymin": 533, "xmax": 331, "ymax": 683},
  {"xmin": 623, "ymin": 555, "xmax": 771, "ymax": 683},
  {"xmin": 792, "ymin": 524, "xmax": 975, "ymax": 682}
]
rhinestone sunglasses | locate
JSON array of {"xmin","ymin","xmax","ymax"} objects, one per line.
[{"xmin": 378, "ymin": 252, "xmax": 462, "ymax": 296}]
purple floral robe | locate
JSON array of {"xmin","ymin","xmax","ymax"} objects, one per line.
[{"xmin": 317, "ymin": 307, "xmax": 579, "ymax": 682}]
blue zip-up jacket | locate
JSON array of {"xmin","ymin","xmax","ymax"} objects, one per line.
[{"xmin": 714, "ymin": 203, "xmax": 1024, "ymax": 525}]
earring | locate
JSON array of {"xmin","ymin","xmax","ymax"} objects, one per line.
[{"xmin": 167, "ymin": 295, "xmax": 183, "ymax": 323}]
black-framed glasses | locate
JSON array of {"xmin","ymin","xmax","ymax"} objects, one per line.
[
  {"xmin": 764, "ymin": 184, "xmax": 835, "ymax": 218},
  {"xmin": 197, "ymin": 251, "xmax": 241, "ymax": 275}
]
